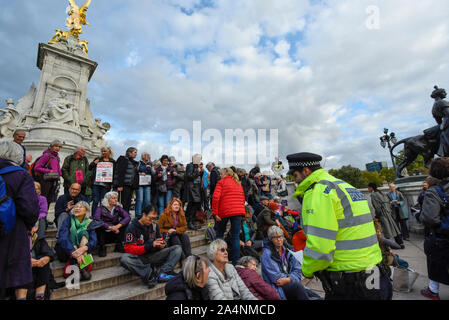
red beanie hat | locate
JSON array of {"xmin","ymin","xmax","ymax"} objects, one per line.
[{"xmin": 268, "ymin": 201, "xmax": 279, "ymax": 211}]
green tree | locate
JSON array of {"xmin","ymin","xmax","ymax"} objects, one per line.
[
  {"xmin": 362, "ymin": 171, "xmax": 384, "ymax": 187},
  {"xmin": 394, "ymin": 150, "xmax": 429, "ymax": 175},
  {"xmin": 329, "ymin": 165, "xmax": 365, "ymax": 189},
  {"xmin": 380, "ymin": 167, "xmax": 395, "ymax": 183}
]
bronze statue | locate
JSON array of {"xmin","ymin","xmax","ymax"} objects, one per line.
[
  {"xmin": 391, "ymin": 86, "xmax": 449, "ymax": 177},
  {"xmin": 48, "ymin": 0, "xmax": 92, "ymax": 53}
]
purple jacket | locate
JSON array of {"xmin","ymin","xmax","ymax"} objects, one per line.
[
  {"xmin": 93, "ymin": 205, "xmax": 131, "ymax": 229},
  {"xmin": 235, "ymin": 266, "xmax": 281, "ymax": 300},
  {"xmin": 35, "ymin": 149, "xmax": 62, "ymax": 176},
  {"xmin": 38, "ymin": 195, "xmax": 48, "ymax": 219},
  {"xmin": 155, "ymin": 165, "xmax": 176, "ymax": 190},
  {"xmin": 0, "ymin": 159, "xmax": 39, "ymax": 288}
]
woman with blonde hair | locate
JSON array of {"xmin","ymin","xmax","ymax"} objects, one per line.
[
  {"xmin": 212, "ymin": 168, "xmax": 246, "ymax": 265},
  {"xmin": 89, "ymin": 146, "xmax": 115, "ymax": 215},
  {"xmin": 158, "ymin": 198, "xmax": 191, "ymax": 259}
]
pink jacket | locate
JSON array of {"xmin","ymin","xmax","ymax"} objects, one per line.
[{"xmin": 35, "ymin": 149, "xmax": 62, "ymax": 176}]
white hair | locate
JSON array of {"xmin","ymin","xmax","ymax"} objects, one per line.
[
  {"xmin": 101, "ymin": 191, "xmax": 119, "ymax": 208},
  {"xmin": 0, "ymin": 141, "xmax": 24, "ymax": 165},
  {"xmin": 71, "ymin": 201, "xmax": 91, "ymax": 214},
  {"xmin": 207, "ymin": 239, "xmax": 227, "ymax": 262},
  {"xmin": 267, "ymin": 226, "xmax": 284, "ymax": 240}
]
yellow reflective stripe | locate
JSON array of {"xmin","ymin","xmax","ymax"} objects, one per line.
[
  {"xmin": 316, "ymin": 180, "xmax": 373, "ymax": 228},
  {"xmin": 304, "ymin": 246, "xmax": 335, "ymax": 262},
  {"xmin": 338, "ymin": 213, "xmax": 373, "ymax": 229},
  {"xmin": 335, "ymin": 234, "xmax": 379, "ymax": 251},
  {"xmin": 303, "ymin": 225, "xmax": 338, "ymax": 240}
]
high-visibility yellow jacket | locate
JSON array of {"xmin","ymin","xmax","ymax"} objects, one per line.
[{"xmin": 292, "ymin": 169, "xmax": 382, "ymax": 278}]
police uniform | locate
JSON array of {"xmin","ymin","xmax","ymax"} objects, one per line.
[{"xmin": 287, "ymin": 152, "xmax": 392, "ymax": 300}]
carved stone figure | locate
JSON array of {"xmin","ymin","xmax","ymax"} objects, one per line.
[
  {"xmin": 0, "ymin": 100, "xmax": 21, "ymax": 138},
  {"xmin": 87, "ymin": 118, "xmax": 110, "ymax": 148},
  {"xmin": 38, "ymin": 90, "xmax": 80, "ymax": 129}
]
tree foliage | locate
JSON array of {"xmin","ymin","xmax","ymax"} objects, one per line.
[
  {"xmin": 380, "ymin": 168, "xmax": 395, "ymax": 183},
  {"xmin": 329, "ymin": 165, "xmax": 365, "ymax": 189},
  {"xmin": 362, "ymin": 171, "xmax": 384, "ymax": 187}
]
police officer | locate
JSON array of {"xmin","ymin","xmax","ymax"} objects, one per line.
[{"xmin": 286, "ymin": 152, "xmax": 392, "ymax": 300}]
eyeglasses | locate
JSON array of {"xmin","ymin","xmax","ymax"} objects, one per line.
[
  {"xmin": 271, "ymin": 236, "xmax": 283, "ymax": 240},
  {"xmin": 218, "ymin": 248, "xmax": 228, "ymax": 253}
]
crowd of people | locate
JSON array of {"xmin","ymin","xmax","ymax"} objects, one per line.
[{"xmin": 1, "ymin": 129, "xmax": 448, "ymax": 301}]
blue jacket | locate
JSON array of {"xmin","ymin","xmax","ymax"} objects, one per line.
[
  {"xmin": 54, "ymin": 193, "xmax": 89, "ymax": 224},
  {"xmin": 57, "ymin": 215, "xmax": 99, "ymax": 256},
  {"xmin": 261, "ymin": 241, "xmax": 302, "ymax": 300}
]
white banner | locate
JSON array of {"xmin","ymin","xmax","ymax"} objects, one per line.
[{"xmin": 95, "ymin": 162, "xmax": 113, "ymax": 183}]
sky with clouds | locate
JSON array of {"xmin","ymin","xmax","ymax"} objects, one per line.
[{"xmin": 1, "ymin": 0, "xmax": 448, "ymax": 172}]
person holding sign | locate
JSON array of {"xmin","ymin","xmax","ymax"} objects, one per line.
[
  {"xmin": 62, "ymin": 146, "xmax": 89, "ymax": 195},
  {"xmin": 136, "ymin": 152, "xmax": 155, "ymax": 219},
  {"xmin": 89, "ymin": 147, "xmax": 115, "ymax": 215}
]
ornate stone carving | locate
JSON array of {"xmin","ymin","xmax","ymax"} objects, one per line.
[{"xmin": 37, "ymin": 89, "xmax": 80, "ymax": 129}]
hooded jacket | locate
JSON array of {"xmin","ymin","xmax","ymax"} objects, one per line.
[
  {"xmin": 235, "ymin": 266, "xmax": 280, "ymax": 300},
  {"xmin": 165, "ymin": 272, "xmax": 210, "ymax": 300}
]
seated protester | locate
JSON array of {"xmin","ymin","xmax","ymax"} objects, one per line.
[
  {"xmin": 256, "ymin": 201, "xmax": 291, "ymax": 242},
  {"xmin": 165, "ymin": 255, "xmax": 211, "ymax": 300},
  {"xmin": 157, "ymin": 198, "xmax": 192, "ymax": 260},
  {"xmin": 235, "ymin": 256, "xmax": 280, "ymax": 300},
  {"xmin": 54, "ymin": 183, "xmax": 88, "ymax": 228},
  {"xmin": 26, "ymin": 221, "xmax": 55, "ymax": 300},
  {"xmin": 207, "ymin": 239, "xmax": 258, "ymax": 300},
  {"xmin": 252, "ymin": 195, "xmax": 269, "ymax": 218},
  {"xmin": 34, "ymin": 182, "xmax": 49, "ymax": 231},
  {"xmin": 55, "ymin": 201, "xmax": 100, "ymax": 281},
  {"xmin": 93, "ymin": 191, "xmax": 131, "ymax": 257},
  {"xmin": 120, "ymin": 204, "xmax": 182, "ymax": 288},
  {"xmin": 261, "ymin": 226, "xmax": 321, "ymax": 300},
  {"xmin": 238, "ymin": 206, "xmax": 262, "ymax": 260}
]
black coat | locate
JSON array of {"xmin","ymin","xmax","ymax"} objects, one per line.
[
  {"xmin": 165, "ymin": 273, "xmax": 209, "ymax": 300},
  {"xmin": 209, "ymin": 167, "xmax": 220, "ymax": 197},
  {"xmin": 113, "ymin": 156, "xmax": 139, "ymax": 189},
  {"xmin": 183, "ymin": 163, "xmax": 207, "ymax": 208}
]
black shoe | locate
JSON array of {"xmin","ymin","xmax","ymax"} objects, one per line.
[
  {"xmin": 188, "ymin": 223, "xmax": 197, "ymax": 230},
  {"xmin": 114, "ymin": 243, "xmax": 125, "ymax": 253},
  {"xmin": 80, "ymin": 268, "xmax": 91, "ymax": 281},
  {"xmin": 99, "ymin": 246, "xmax": 107, "ymax": 257},
  {"xmin": 400, "ymin": 244, "xmax": 405, "ymax": 249}
]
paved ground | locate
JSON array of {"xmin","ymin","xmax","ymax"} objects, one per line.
[{"xmin": 301, "ymin": 233, "xmax": 449, "ymax": 300}]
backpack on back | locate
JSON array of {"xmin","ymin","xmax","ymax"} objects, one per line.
[
  {"xmin": 431, "ymin": 185, "xmax": 449, "ymax": 237},
  {"xmin": 30, "ymin": 155, "xmax": 42, "ymax": 181},
  {"xmin": 205, "ymin": 223, "xmax": 217, "ymax": 244},
  {"xmin": 0, "ymin": 166, "xmax": 25, "ymax": 237}
]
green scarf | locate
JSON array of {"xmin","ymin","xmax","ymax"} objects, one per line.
[{"xmin": 69, "ymin": 216, "xmax": 91, "ymax": 248}]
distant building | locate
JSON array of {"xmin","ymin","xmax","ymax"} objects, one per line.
[{"xmin": 366, "ymin": 161, "xmax": 388, "ymax": 173}]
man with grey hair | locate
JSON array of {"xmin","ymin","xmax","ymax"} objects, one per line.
[
  {"xmin": 207, "ymin": 162, "xmax": 221, "ymax": 199},
  {"xmin": 12, "ymin": 129, "xmax": 27, "ymax": 167},
  {"xmin": 62, "ymin": 146, "xmax": 89, "ymax": 195}
]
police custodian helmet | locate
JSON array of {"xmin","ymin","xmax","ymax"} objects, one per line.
[{"xmin": 286, "ymin": 152, "xmax": 323, "ymax": 175}]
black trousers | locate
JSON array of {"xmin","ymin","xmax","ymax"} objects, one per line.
[
  {"xmin": 96, "ymin": 227, "xmax": 125, "ymax": 248},
  {"xmin": 186, "ymin": 201, "xmax": 201, "ymax": 224},
  {"xmin": 322, "ymin": 272, "xmax": 392, "ymax": 300},
  {"xmin": 16, "ymin": 265, "xmax": 52, "ymax": 290},
  {"xmin": 282, "ymin": 281, "xmax": 311, "ymax": 300},
  {"xmin": 168, "ymin": 233, "xmax": 192, "ymax": 259},
  {"xmin": 117, "ymin": 186, "xmax": 134, "ymax": 213},
  {"xmin": 393, "ymin": 207, "xmax": 410, "ymax": 239}
]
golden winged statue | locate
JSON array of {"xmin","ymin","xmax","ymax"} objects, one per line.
[{"xmin": 49, "ymin": 0, "xmax": 92, "ymax": 54}]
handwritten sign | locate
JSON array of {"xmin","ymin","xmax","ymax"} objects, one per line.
[{"xmin": 95, "ymin": 162, "xmax": 113, "ymax": 183}]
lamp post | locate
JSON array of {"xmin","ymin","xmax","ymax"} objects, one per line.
[{"xmin": 379, "ymin": 128, "xmax": 398, "ymax": 178}]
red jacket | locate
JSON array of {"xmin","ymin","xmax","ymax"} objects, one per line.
[
  {"xmin": 212, "ymin": 176, "xmax": 245, "ymax": 218},
  {"xmin": 236, "ymin": 266, "xmax": 280, "ymax": 300}
]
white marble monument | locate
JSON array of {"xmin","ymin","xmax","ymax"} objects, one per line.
[{"xmin": 0, "ymin": 1, "xmax": 110, "ymax": 162}]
